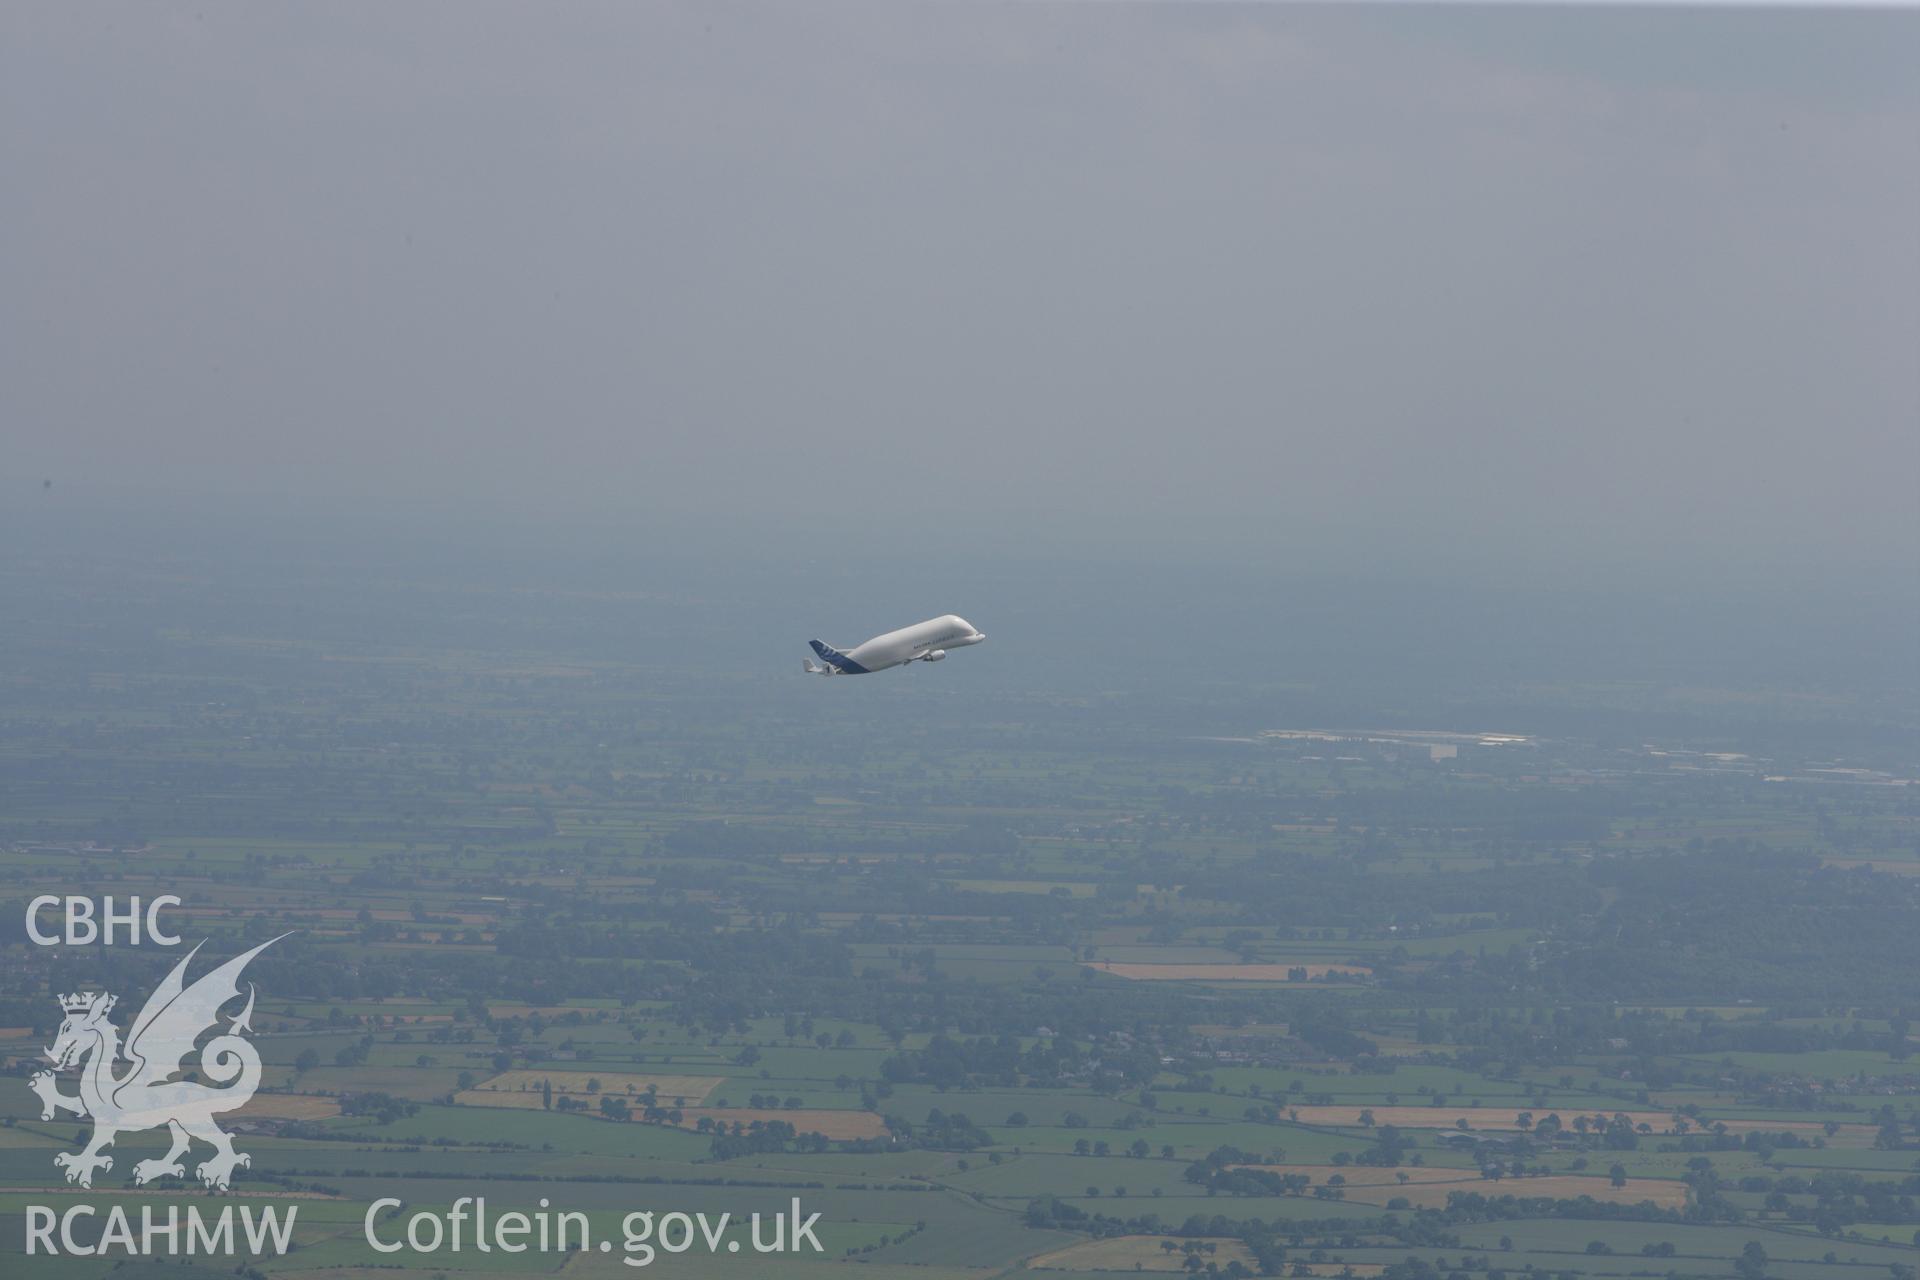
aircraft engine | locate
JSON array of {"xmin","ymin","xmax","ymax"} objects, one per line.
[{"xmin": 922, "ymin": 650, "xmax": 946, "ymax": 662}]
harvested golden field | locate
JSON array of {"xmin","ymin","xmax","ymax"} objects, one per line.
[
  {"xmin": 674, "ymin": 1108, "xmax": 888, "ymax": 1140},
  {"xmin": 1089, "ymin": 962, "xmax": 1370, "ymax": 981},
  {"xmin": 237, "ymin": 1094, "xmax": 341, "ymax": 1120},
  {"xmin": 1029, "ymin": 1235, "xmax": 1258, "ymax": 1272}
]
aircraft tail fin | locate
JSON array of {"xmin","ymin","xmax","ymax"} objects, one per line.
[{"xmin": 808, "ymin": 639, "xmax": 868, "ymax": 675}]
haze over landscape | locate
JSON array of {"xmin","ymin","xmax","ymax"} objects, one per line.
[{"xmin": 6, "ymin": 2, "xmax": 1916, "ymax": 571}]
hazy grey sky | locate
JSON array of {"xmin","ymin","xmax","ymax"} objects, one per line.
[{"xmin": 6, "ymin": 3, "xmax": 1916, "ymax": 570}]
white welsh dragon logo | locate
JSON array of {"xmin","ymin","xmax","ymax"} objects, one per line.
[{"xmin": 30, "ymin": 935, "xmax": 287, "ymax": 1191}]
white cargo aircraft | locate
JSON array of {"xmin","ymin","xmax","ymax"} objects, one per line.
[{"xmin": 804, "ymin": 614, "xmax": 987, "ymax": 676}]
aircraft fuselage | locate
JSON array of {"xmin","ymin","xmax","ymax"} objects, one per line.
[{"xmin": 807, "ymin": 614, "xmax": 986, "ymax": 675}]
